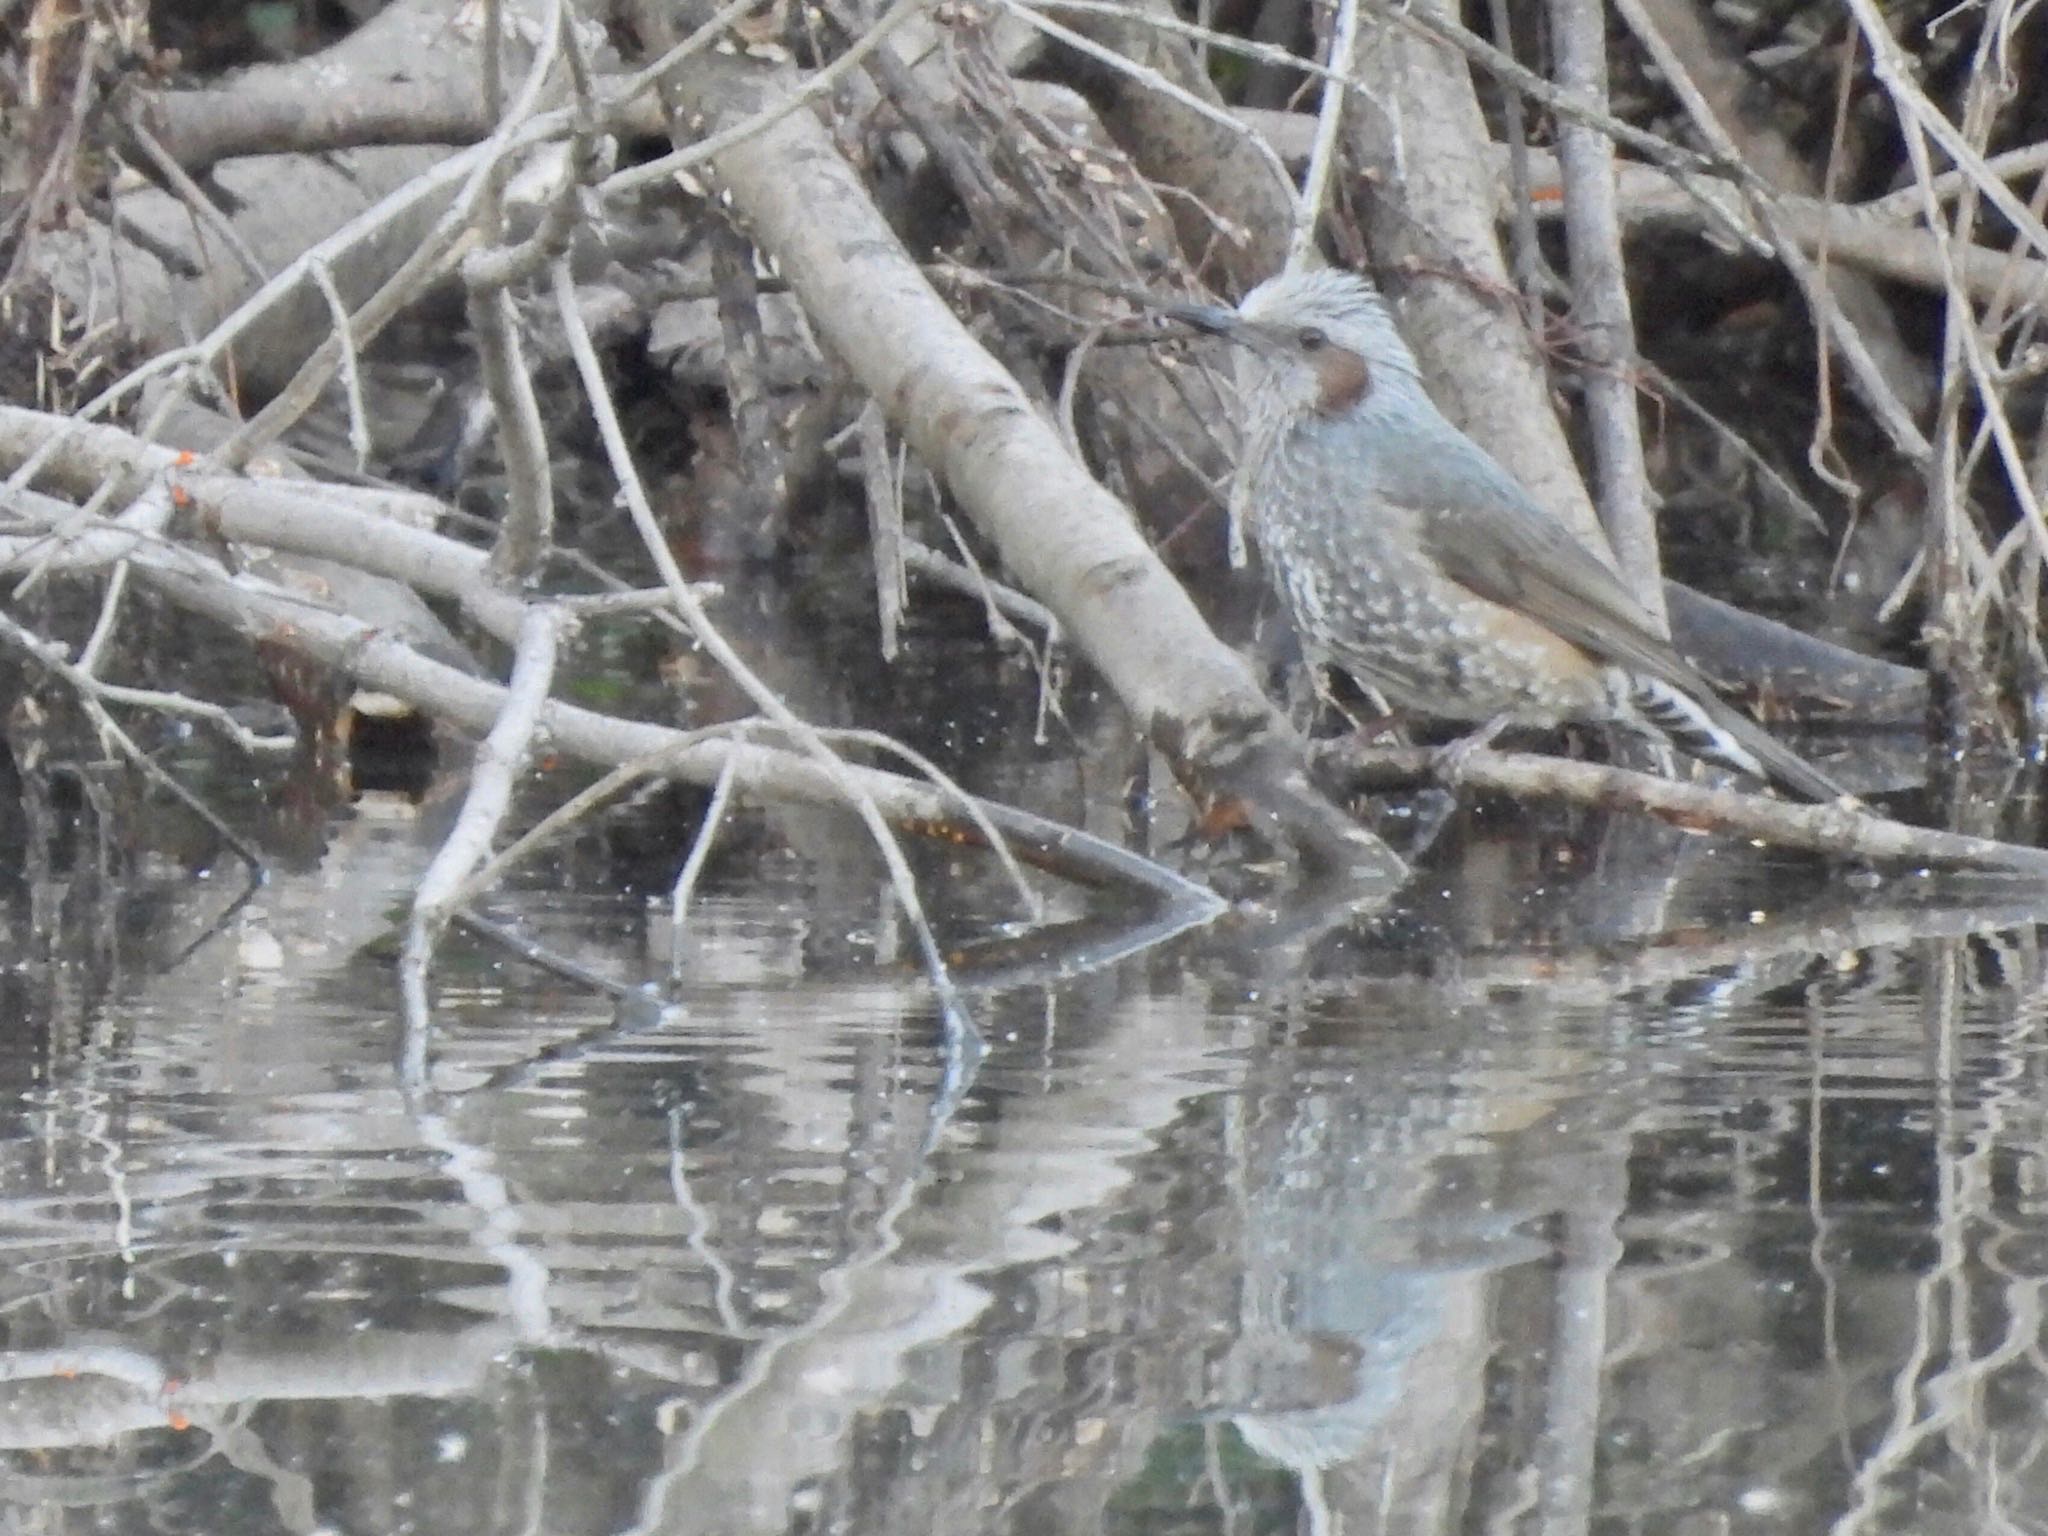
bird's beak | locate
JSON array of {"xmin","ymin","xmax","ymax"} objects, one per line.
[{"xmin": 1164, "ymin": 301, "xmax": 1245, "ymax": 339}]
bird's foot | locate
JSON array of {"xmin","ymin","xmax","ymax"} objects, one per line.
[
  {"xmin": 1344, "ymin": 708, "xmax": 1410, "ymax": 746},
  {"xmin": 1429, "ymin": 715, "xmax": 1512, "ymax": 785},
  {"xmin": 1312, "ymin": 666, "xmax": 1400, "ymax": 741}
]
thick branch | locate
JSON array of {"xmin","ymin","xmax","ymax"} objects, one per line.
[
  {"xmin": 125, "ymin": 0, "xmax": 515, "ymax": 173},
  {"xmin": 0, "ymin": 406, "xmax": 1227, "ymax": 930},
  {"xmin": 1549, "ymin": 0, "xmax": 1661, "ymax": 619},
  {"xmin": 626, "ymin": 7, "xmax": 1398, "ymax": 878},
  {"xmin": 1238, "ymin": 107, "xmax": 2048, "ymax": 306},
  {"xmin": 1344, "ymin": 0, "xmax": 1610, "ymax": 553},
  {"xmin": 1663, "ymin": 584, "xmax": 1927, "ymax": 724}
]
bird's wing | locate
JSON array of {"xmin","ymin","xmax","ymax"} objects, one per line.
[
  {"xmin": 1396, "ymin": 454, "xmax": 1848, "ymax": 801},
  {"xmin": 1400, "ymin": 459, "xmax": 1693, "ymax": 685}
]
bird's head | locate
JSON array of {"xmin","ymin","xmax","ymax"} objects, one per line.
[{"xmin": 1168, "ymin": 267, "xmax": 1421, "ymax": 426}]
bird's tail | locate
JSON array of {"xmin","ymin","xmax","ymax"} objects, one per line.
[{"xmin": 1627, "ymin": 675, "xmax": 1847, "ymax": 803}]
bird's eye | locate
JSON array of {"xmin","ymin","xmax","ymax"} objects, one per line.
[{"xmin": 1297, "ymin": 327, "xmax": 1328, "ymax": 352}]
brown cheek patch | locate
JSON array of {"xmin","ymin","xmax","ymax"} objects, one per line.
[{"xmin": 1312, "ymin": 346, "xmax": 1371, "ymax": 415}]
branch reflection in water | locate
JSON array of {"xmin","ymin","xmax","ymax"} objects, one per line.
[{"xmin": 5, "ymin": 780, "xmax": 2048, "ymax": 1533}]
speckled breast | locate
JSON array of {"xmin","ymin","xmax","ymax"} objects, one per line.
[{"xmin": 1255, "ymin": 470, "xmax": 1617, "ymax": 727}]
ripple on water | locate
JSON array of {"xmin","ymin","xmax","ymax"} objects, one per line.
[{"xmin": 7, "ymin": 861, "xmax": 2048, "ymax": 1533}]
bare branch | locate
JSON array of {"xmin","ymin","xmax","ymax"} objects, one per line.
[
  {"xmin": 631, "ymin": 18, "xmax": 1399, "ymax": 878},
  {"xmin": 1288, "ymin": 0, "xmax": 1359, "ymax": 271},
  {"xmin": 1317, "ymin": 740, "xmax": 2048, "ymax": 877},
  {"xmin": 402, "ymin": 605, "xmax": 567, "ymax": 1077},
  {"xmin": 1549, "ymin": 0, "xmax": 1662, "ymax": 619},
  {"xmin": 549, "ymin": 254, "xmax": 975, "ymax": 1027}
]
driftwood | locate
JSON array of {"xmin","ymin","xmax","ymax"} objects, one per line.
[
  {"xmin": 0, "ymin": 402, "xmax": 1229, "ymax": 916},
  {"xmin": 4, "ymin": 0, "xmax": 2047, "ymax": 1037},
  {"xmin": 4, "ymin": 11, "xmax": 2044, "ymax": 1535}
]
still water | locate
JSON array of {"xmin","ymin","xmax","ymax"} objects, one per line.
[{"xmin": 3, "ymin": 796, "xmax": 2046, "ymax": 1535}]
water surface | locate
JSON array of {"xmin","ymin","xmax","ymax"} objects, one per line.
[{"xmin": 3, "ymin": 799, "xmax": 2046, "ymax": 1536}]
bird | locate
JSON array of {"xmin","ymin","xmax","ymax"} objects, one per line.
[{"xmin": 1169, "ymin": 266, "xmax": 1846, "ymax": 802}]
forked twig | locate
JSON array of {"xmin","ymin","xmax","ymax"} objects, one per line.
[
  {"xmin": 401, "ymin": 605, "xmax": 566, "ymax": 1081},
  {"xmin": 548, "ymin": 258, "xmax": 976, "ymax": 1034}
]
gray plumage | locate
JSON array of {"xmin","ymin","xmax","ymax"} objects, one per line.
[{"xmin": 1175, "ymin": 267, "xmax": 1844, "ymax": 802}]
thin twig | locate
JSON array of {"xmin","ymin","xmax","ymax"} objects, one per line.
[
  {"xmin": 603, "ymin": 0, "xmax": 930, "ymax": 194},
  {"xmin": 0, "ymin": 607, "xmax": 268, "ymax": 873},
  {"xmin": 1289, "ymin": 0, "xmax": 1359, "ymax": 270},
  {"xmin": 406, "ymin": 608, "xmax": 564, "ymax": 930},
  {"xmin": 119, "ymin": 112, "xmax": 270, "ymax": 283},
  {"xmin": 902, "ymin": 536, "xmax": 1062, "ymax": 642},
  {"xmin": 858, "ymin": 403, "xmax": 906, "ymax": 661},
  {"xmin": 548, "ymin": 257, "xmax": 976, "ymax": 1036},
  {"xmin": 1319, "ymin": 739, "xmax": 2048, "ymax": 876},
  {"xmin": 1484, "ymin": 0, "xmax": 1555, "ymax": 313},
  {"xmin": 74, "ymin": 557, "xmax": 132, "ymax": 676},
  {"xmin": 450, "ymin": 728, "xmax": 741, "ymax": 907},
  {"xmin": 1056, "ymin": 316, "xmax": 1111, "ymax": 461},
  {"xmin": 308, "ymin": 257, "xmax": 373, "ymax": 472},
  {"xmin": 1841, "ymin": 0, "xmax": 2048, "ymax": 263},
  {"xmin": 996, "ymin": 0, "xmax": 1300, "ymax": 219},
  {"xmin": 401, "ymin": 605, "xmax": 565, "ymax": 1081},
  {"xmin": 668, "ymin": 752, "xmax": 741, "ymax": 981}
]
